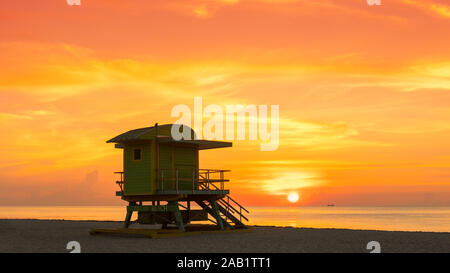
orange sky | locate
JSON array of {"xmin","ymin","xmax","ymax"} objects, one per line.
[{"xmin": 1, "ymin": 0, "xmax": 450, "ymax": 206}]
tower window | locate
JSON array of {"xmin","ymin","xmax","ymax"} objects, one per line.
[{"xmin": 133, "ymin": 148, "xmax": 142, "ymax": 161}]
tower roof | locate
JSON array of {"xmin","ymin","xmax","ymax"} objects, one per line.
[
  {"xmin": 106, "ymin": 125, "xmax": 157, "ymax": 143},
  {"xmin": 107, "ymin": 124, "xmax": 232, "ymax": 150}
]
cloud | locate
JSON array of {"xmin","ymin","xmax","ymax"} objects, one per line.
[
  {"xmin": 401, "ymin": 0, "xmax": 450, "ymax": 18},
  {"xmin": 260, "ymin": 171, "xmax": 325, "ymax": 195},
  {"xmin": 159, "ymin": 0, "xmax": 240, "ymax": 19}
]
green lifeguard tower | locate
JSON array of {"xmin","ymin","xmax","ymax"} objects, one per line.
[{"xmin": 107, "ymin": 123, "xmax": 248, "ymax": 232}]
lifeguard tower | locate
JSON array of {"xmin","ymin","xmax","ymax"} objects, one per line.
[{"xmin": 106, "ymin": 124, "xmax": 248, "ymax": 232}]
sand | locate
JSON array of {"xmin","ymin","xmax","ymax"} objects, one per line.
[{"xmin": 0, "ymin": 219, "xmax": 449, "ymax": 253}]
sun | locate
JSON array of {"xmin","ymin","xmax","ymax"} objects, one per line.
[{"xmin": 287, "ymin": 192, "xmax": 299, "ymax": 203}]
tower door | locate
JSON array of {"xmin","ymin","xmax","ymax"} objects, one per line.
[{"xmin": 174, "ymin": 146, "xmax": 197, "ymax": 190}]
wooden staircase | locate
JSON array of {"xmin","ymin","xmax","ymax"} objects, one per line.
[{"xmin": 197, "ymin": 183, "xmax": 249, "ymax": 229}]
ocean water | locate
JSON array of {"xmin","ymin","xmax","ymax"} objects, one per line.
[{"xmin": 0, "ymin": 206, "xmax": 449, "ymax": 232}]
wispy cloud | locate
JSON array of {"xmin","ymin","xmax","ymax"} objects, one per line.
[{"xmin": 402, "ymin": 0, "xmax": 450, "ymax": 18}]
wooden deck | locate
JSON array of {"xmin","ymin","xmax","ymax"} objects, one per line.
[
  {"xmin": 121, "ymin": 190, "xmax": 229, "ymax": 202},
  {"xmin": 90, "ymin": 224, "xmax": 252, "ymax": 239}
]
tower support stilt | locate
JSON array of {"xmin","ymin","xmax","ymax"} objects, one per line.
[{"xmin": 124, "ymin": 202, "xmax": 136, "ymax": 228}]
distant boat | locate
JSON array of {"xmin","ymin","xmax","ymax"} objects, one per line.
[{"xmin": 327, "ymin": 204, "xmax": 335, "ymax": 207}]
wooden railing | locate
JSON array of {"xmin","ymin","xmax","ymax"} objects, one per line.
[
  {"xmin": 198, "ymin": 169, "xmax": 230, "ymax": 192},
  {"xmin": 114, "ymin": 171, "xmax": 124, "ymax": 195},
  {"xmin": 114, "ymin": 169, "xmax": 231, "ymax": 194},
  {"xmin": 155, "ymin": 168, "xmax": 229, "ymax": 193}
]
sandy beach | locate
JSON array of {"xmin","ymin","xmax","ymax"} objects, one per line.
[{"xmin": 0, "ymin": 219, "xmax": 449, "ymax": 253}]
